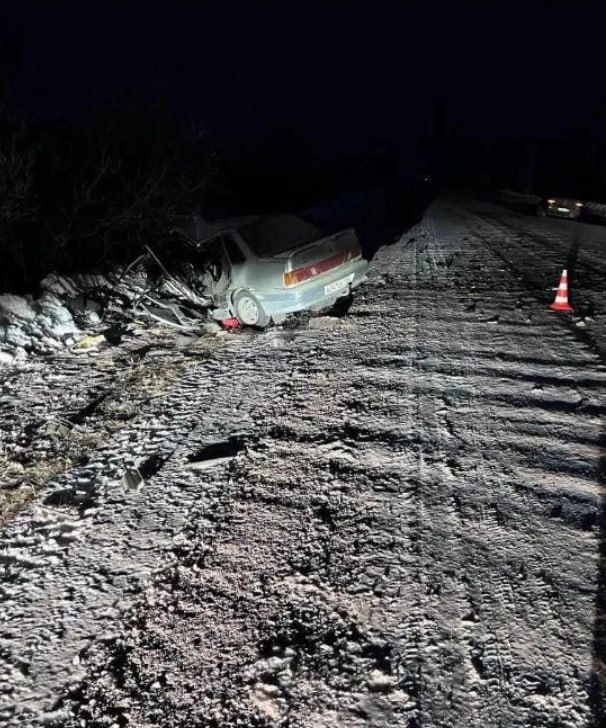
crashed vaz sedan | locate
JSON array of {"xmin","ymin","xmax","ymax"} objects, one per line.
[{"xmin": 172, "ymin": 214, "xmax": 368, "ymax": 327}]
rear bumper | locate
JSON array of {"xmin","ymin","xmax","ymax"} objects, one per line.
[{"xmin": 253, "ymin": 259, "xmax": 369, "ymax": 317}]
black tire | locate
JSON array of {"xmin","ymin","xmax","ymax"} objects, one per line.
[
  {"xmin": 536, "ymin": 204, "xmax": 546, "ymax": 218},
  {"xmin": 233, "ymin": 290, "xmax": 269, "ymax": 328}
]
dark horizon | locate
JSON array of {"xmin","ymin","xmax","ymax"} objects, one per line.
[
  {"xmin": 4, "ymin": 1, "xmax": 606, "ymax": 146},
  {"xmin": 3, "ymin": 1, "xmax": 606, "ymax": 207}
]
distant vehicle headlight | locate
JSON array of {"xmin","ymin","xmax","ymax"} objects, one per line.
[
  {"xmin": 575, "ymin": 202, "xmax": 584, "ymax": 207},
  {"xmin": 547, "ymin": 198, "xmax": 556, "ymax": 204}
]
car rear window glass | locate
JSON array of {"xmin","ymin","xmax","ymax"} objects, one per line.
[{"xmin": 239, "ymin": 215, "xmax": 321, "ymax": 257}]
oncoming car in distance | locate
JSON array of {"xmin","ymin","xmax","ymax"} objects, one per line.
[
  {"xmin": 536, "ymin": 196, "xmax": 584, "ymax": 219},
  {"xmin": 172, "ymin": 214, "xmax": 369, "ymax": 328}
]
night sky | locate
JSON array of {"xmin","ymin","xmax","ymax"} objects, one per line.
[{"xmin": 4, "ymin": 0, "xmax": 606, "ymax": 156}]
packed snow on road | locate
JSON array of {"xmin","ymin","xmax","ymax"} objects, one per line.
[{"xmin": 1, "ymin": 198, "xmax": 605, "ymax": 727}]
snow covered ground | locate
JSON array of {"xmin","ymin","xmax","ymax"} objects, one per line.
[
  {"xmin": 0, "ymin": 259, "xmax": 215, "ymax": 362},
  {"xmin": 1, "ymin": 197, "xmax": 605, "ymax": 727},
  {"xmin": 464, "ymin": 197, "xmax": 606, "ymax": 353}
]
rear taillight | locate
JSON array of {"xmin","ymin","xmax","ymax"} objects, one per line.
[
  {"xmin": 283, "ymin": 271, "xmax": 299, "ymax": 287},
  {"xmin": 284, "ymin": 268, "xmax": 315, "ymax": 287}
]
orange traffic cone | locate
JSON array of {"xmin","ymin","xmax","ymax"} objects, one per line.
[{"xmin": 549, "ymin": 269, "xmax": 574, "ymax": 313}]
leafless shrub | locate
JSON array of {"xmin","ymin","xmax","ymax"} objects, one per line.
[{"xmin": 0, "ymin": 101, "xmax": 217, "ymax": 293}]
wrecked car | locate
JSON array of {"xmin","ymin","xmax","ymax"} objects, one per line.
[{"xmin": 171, "ymin": 214, "xmax": 368, "ymax": 327}]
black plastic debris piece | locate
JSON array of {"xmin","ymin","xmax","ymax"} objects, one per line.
[{"xmin": 186, "ymin": 437, "xmax": 245, "ymax": 470}]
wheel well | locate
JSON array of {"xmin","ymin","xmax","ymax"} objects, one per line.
[{"xmin": 231, "ymin": 288, "xmax": 252, "ymax": 310}]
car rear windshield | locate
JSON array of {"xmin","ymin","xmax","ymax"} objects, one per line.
[{"xmin": 239, "ymin": 215, "xmax": 321, "ymax": 257}]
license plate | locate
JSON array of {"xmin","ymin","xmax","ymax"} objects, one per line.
[
  {"xmin": 557, "ymin": 207, "xmax": 569, "ymax": 213},
  {"xmin": 325, "ymin": 273, "xmax": 354, "ymax": 296}
]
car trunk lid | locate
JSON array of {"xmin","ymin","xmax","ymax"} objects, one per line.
[{"xmin": 280, "ymin": 229, "xmax": 362, "ymax": 287}]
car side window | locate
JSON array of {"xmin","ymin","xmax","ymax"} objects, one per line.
[{"xmin": 222, "ymin": 234, "xmax": 246, "ymax": 264}]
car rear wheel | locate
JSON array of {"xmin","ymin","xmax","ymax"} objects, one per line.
[
  {"xmin": 233, "ymin": 290, "xmax": 269, "ymax": 328},
  {"xmin": 536, "ymin": 204, "xmax": 546, "ymax": 217}
]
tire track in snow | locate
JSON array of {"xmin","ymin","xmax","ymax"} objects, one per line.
[
  {"xmin": 0, "ymin": 334, "xmax": 304, "ymax": 725},
  {"xmin": 435, "ymin": 201, "xmax": 603, "ymax": 727},
  {"xmin": 389, "ymin": 202, "xmax": 603, "ymax": 727},
  {"xmin": 455, "ymin": 201, "xmax": 606, "ymax": 360},
  {"xmin": 406, "ymin": 216, "xmax": 503, "ymax": 724}
]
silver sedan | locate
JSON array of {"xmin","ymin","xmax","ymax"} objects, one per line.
[{"xmin": 174, "ymin": 214, "xmax": 369, "ymax": 327}]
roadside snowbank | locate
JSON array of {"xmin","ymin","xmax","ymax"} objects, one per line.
[
  {"xmin": 583, "ymin": 200, "xmax": 606, "ymax": 218},
  {"xmin": 495, "ymin": 190, "xmax": 606, "ymax": 220},
  {"xmin": 0, "ymin": 291, "xmax": 80, "ymax": 361},
  {"xmin": 0, "ymin": 258, "xmax": 213, "ymax": 364},
  {"xmin": 493, "ymin": 189, "xmax": 542, "ymax": 205}
]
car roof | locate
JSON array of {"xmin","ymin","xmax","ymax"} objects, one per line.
[
  {"xmin": 170, "ymin": 215, "xmax": 259, "ymax": 243},
  {"xmin": 170, "ymin": 213, "xmax": 307, "ymax": 244}
]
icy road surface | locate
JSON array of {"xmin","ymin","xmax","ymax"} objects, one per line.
[{"xmin": 1, "ymin": 198, "xmax": 605, "ymax": 727}]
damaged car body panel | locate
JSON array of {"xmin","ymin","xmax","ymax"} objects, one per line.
[{"xmin": 171, "ymin": 214, "xmax": 368, "ymax": 327}]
